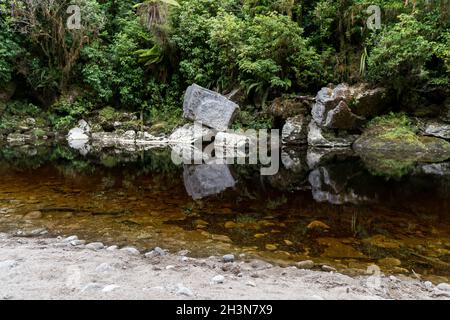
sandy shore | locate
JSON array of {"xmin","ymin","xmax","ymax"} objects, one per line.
[{"xmin": 0, "ymin": 232, "xmax": 449, "ymax": 300}]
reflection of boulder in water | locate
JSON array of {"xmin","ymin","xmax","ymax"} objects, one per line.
[
  {"xmin": 183, "ymin": 164, "xmax": 236, "ymax": 200},
  {"xmin": 306, "ymin": 147, "xmax": 355, "ymax": 170},
  {"xmin": 268, "ymin": 147, "xmax": 309, "ymax": 191},
  {"xmin": 417, "ymin": 162, "xmax": 450, "ymax": 176},
  {"xmin": 308, "ymin": 163, "xmax": 373, "ymax": 205}
]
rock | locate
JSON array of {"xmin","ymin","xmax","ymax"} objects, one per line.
[
  {"xmin": 176, "ymin": 283, "xmax": 193, "ymax": 297},
  {"xmin": 246, "ymin": 281, "xmax": 256, "ymax": 287},
  {"xmin": 307, "ymin": 220, "xmax": 330, "ymax": 230},
  {"xmin": 81, "ymin": 283, "xmax": 103, "ymax": 293},
  {"xmin": 183, "ymin": 164, "xmax": 236, "ymax": 200},
  {"xmin": 354, "ymin": 123, "xmax": 450, "ymax": 159},
  {"xmin": 7, "ymin": 133, "xmax": 33, "ymax": 143},
  {"xmin": 308, "ymin": 165, "xmax": 371, "ymax": 205},
  {"xmin": 96, "ymin": 263, "xmax": 115, "ymax": 273},
  {"xmin": 169, "ymin": 123, "xmax": 215, "ymax": 145},
  {"xmin": 321, "ymin": 265, "xmax": 337, "ymax": 272},
  {"xmin": 178, "ymin": 250, "xmax": 190, "ymax": 256},
  {"xmin": 62, "ymin": 235, "xmax": 79, "ymax": 243},
  {"xmin": 312, "ymin": 84, "xmax": 388, "ymax": 128},
  {"xmin": 102, "ymin": 285, "xmax": 120, "ymax": 293},
  {"xmin": 106, "ymin": 245, "xmax": 118, "ymax": 251},
  {"xmin": 171, "ymin": 144, "xmax": 210, "ymax": 165},
  {"xmin": 153, "ymin": 247, "xmax": 167, "ymax": 256},
  {"xmin": 437, "ymin": 283, "xmax": 450, "ymax": 291},
  {"xmin": 211, "ymin": 275, "xmax": 225, "ymax": 284},
  {"xmin": 68, "ymin": 120, "xmax": 91, "ymax": 142},
  {"xmin": 85, "ymin": 242, "xmax": 104, "ymax": 251},
  {"xmin": 265, "ymin": 244, "xmax": 277, "ymax": 251},
  {"xmin": 312, "ymin": 85, "xmax": 358, "ymax": 130},
  {"xmin": 183, "ymin": 84, "xmax": 239, "ymax": 131},
  {"xmin": 214, "ymin": 131, "xmax": 257, "ymax": 159},
  {"xmin": 223, "ymin": 254, "xmax": 235, "ymax": 263},
  {"xmin": 70, "ymin": 240, "xmax": 86, "ymax": 246},
  {"xmin": 120, "ymin": 247, "xmax": 140, "ymax": 255},
  {"xmin": 269, "ymin": 96, "xmax": 313, "ymax": 120},
  {"xmin": 324, "ymin": 101, "xmax": 365, "ymax": 130},
  {"xmin": 420, "ymin": 120, "xmax": 450, "ymax": 140},
  {"xmin": 0, "ymin": 260, "xmax": 18, "ymax": 269},
  {"xmin": 419, "ymin": 162, "xmax": 450, "ymax": 176},
  {"xmin": 424, "ymin": 281, "xmax": 433, "ymax": 289},
  {"xmin": 23, "ymin": 211, "xmax": 42, "ymax": 219},
  {"xmin": 307, "ymin": 121, "xmax": 358, "ymax": 147},
  {"xmin": 68, "ymin": 138, "xmax": 91, "ymax": 156},
  {"xmin": 306, "ymin": 147, "xmax": 354, "ymax": 169},
  {"xmin": 166, "ymin": 265, "xmax": 176, "ymax": 270},
  {"xmin": 378, "ymin": 257, "xmax": 401, "ymax": 268},
  {"xmin": 282, "ymin": 114, "xmax": 311, "ymax": 145},
  {"xmin": 123, "ymin": 130, "xmax": 136, "ymax": 141},
  {"xmin": 296, "ymin": 260, "xmax": 315, "ymax": 270}
]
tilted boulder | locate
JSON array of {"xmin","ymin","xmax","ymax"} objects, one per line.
[{"xmin": 183, "ymin": 84, "xmax": 239, "ymax": 131}]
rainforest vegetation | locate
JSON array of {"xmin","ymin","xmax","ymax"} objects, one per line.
[{"xmin": 0, "ymin": 0, "xmax": 449, "ymax": 131}]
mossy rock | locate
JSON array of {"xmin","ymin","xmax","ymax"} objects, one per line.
[{"xmin": 354, "ymin": 114, "xmax": 450, "ymax": 178}]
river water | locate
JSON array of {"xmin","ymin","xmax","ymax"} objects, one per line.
[{"xmin": 0, "ymin": 142, "xmax": 449, "ymax": 283}]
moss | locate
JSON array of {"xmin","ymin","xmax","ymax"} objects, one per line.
[
  {"xmin": 32, "ymin": 128, "xmax": 46, "ymax": 138},
  {"xmin": 98, "ymin": 106, "xmax": 117, "ymax": 122}
]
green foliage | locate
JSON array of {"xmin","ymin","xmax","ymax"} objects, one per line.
[{"xmin": 367, "ymin": 14, "xmax": 435, "ymax": 94}]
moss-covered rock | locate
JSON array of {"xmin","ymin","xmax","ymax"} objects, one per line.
[{"xmin": 354, "ymin": 114, "xmax": 450, "ymax": 178}]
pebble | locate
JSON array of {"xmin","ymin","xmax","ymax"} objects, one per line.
[
  {"xmin": 62, "ymin": 235, "xmax": 78, "ymax": 243},
  {"xmin": 180, "ymin": 256, "xmax": 189, "ymax": 262},
  {"xmin": 106, "ymin": 245, "xmax": 118, "ymax": 251},
  {"xmin": 0, "ymin": 260, "xmax": 18, "ymax": 269},
  {"xmin": 424, "ymin": 281, "xmax": 433, "ymax": 289},
  {"xmin": 176, "ymin": 283, "xmax": 193, "ymax": 297},
  {"xmin": 95, "ymin": 263, "xmax": 115, "ymax": 273},
  {"xmin": 246, "ymin": 281, "xmax": 256, "ymax": 287},
  {"xmin": 120, "ymin": 247, "xmax": 140, "ymax": 255},
  {"xmin": 85, "ymin": 242, "xmax": 104, "ymax": 250},
  {"xmin": 102, "ymin": 285, "xmax": 120, "ymax": 293},
  {"xmin": 211, "ymin": 275, "xmax": 225, "ymax": 284},
  {"xmin": 177, "ymin": 249, "xmax": 190, "ymax": 256},
  {"xmin": 321, "ymin": 265, "xmax": 337, "ymax": 272},
  {"xmin": 70, "ymin": 240, "xmax": 86, "ymax": 246},
  {"xmin": 23, "ymin": 211, "xmax": 42, "ymax": 219},
  {"xmin": 81, "ymin": 283, "xmax": 103, "ymax": 293},
  {"xmin": 223, "ymin": 254, "xmax": 235, "ymax": 263},
  {"xmin": 153, "ymin": 247, "xmax": 167, "ymax": 256},
  {"xmin": 296, "ymin": 260, "xmax": 315, "ymax": 270},
  {"xmin": 437, "ymin": 283, "xmax": 450, "ymax": 291},
  {"xmin": 166, "ymin": 265, "xmax": 175, "ymax": 270},
  {"xmin": 389, "ymin": 275, "xmax": 400, "ymax": 282}
]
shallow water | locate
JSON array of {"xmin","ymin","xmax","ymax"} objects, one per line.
[{"xmin": 0, "ymin": 142, "xmax": 449, "ymax": 283}]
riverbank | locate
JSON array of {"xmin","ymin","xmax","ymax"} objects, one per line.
[{"xmin": 0, "ymin": 233, "xmax": 449, "ymax": 300}]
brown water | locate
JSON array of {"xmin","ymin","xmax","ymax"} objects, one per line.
[{"xmin": 0, "ymin": 143, "xmax": 449, "ymax": 283}]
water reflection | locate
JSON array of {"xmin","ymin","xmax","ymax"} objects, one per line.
[{"xmin": 0, "ymin": 142, "xmax": 449, "ymax": 281}]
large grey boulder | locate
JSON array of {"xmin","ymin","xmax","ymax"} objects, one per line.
[
  {"xmin": 183, "ymin": 163, "xmax": 236, "ymax": 200},
  {"xmin": 282, "ymin": 114, "xmax": 311, "ymax": 145},
  {"xmin": 183, "ymin": 84, "xmax": 239, "ymax": 131},
  {"xmin": 312, "ymin": 83, "xmax": 388, "ymax": 130},
  {"xmin": 307, "ymin": 121, "xmax": 358, "ymax": 148}
]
